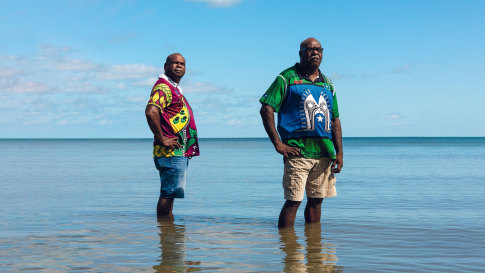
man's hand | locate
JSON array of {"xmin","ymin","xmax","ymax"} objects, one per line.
[
  {"xmin": 161, "ymin": 137, "xmax": 182, "ymax": 149},
  {"xmin": 275, "ymin": 142, "xmax": 301, "ymax": 158},
  {"xmin": 260, "ymin": 104, "xmax": 301, "ymax": 158},
  {"xmin": 331, "ymin": 153, "xmax": 343, "ymax": 173}
]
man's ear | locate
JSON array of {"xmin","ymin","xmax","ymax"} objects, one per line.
[{"xmin": 298, "ymin": 51, "xmax": 302, "ymax": 57}]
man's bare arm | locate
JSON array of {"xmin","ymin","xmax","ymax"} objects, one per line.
[
  {"xmin": 331, "ymin": 117, "xmax": 343, "ymax": 173},
  {"xmin": 260, "ymin": 103, "xmax": 301, "ymax": 158},
  {"xmin": 145, "ymin": 105, "xmax": 181, "ymax": 149}
]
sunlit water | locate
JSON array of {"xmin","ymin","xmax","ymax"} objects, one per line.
[{"xmin": 1, "ymin": 138, "xmax": 484, "ymax": 272}]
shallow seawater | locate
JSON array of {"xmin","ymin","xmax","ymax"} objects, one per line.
[{"xmin": 1, "ymin": 138, "xmax": 484, "ymax": 272}]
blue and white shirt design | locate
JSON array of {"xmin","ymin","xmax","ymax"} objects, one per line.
[{"xmin": 277, "ymin": 82, "xmax": 334, "ymax": 141}]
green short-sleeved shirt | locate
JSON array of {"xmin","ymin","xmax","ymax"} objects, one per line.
[{"xmin": 260, "ymin": 64, "xmax": 339, "ymax": 159}]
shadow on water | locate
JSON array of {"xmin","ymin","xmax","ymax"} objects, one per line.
[
  {"xmin": 153, "ymin": 218, "xmax": 201, "ymax": 273},
  {"xmin": 279, "ymin": 223, "xmax": 343, "ymax": 273}
]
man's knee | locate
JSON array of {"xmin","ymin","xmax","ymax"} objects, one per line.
[
  {"xmin": 307, "ymin": 198, "xmax": 323, "ymax": 207},
  {"xmin": 284, "ymin": 200, "xmax": 302, "ymax": 207}
]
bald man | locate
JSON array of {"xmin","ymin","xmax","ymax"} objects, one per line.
[
  {"xmin": 260, "ymin": 38, "xmax": 343, "ymax": 228},
  {"xmin": 146, "ymin": 53, "xmax": 200, "ymax": 219}
]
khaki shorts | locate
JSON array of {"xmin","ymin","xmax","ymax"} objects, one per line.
[{"xmin": 283, "ymin": 157, "xmax": 337, "ymax": 201}]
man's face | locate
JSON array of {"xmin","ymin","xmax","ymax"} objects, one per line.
[
  {"xmin": 299, "ymin": 40, "xmax": 323, "ymax": 70},
  {"xmin": 164, "ymin": 54, "xmax": 186, "ymax": 82}
]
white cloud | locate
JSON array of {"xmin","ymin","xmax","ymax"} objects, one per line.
[
  {"xmin": 37, "ymin": 44, "xmax": 101, "ymax": 72},
  {"xmin": 63, "ymin": 81, "xmax": 109, "ymax": 93},
  {"xmin": 0, "ymin": 44, "xmax": 160, "ymax": 94},
  {"xmin": 385, "ymin": 112, "xmax": 404, "ymax": 120},
  {"xmin": 0, "ymin": 78, "xmax": 53, "ymax": 93},
  {"xmin": 186, "ymin": 0, "xmax": 241, "ymax": 7},
  {"xmin": 183, "ymin": 80, "xmax": 232, "ymax": 93},
  {"xmin": 185, "ymin": 69, "xmax": 204, "ymax": 77},
  {"xmin": 390, "ymin": 63, "xmax": 415, "ymax": 74},
  {"xmin": 98, "ymin": 119, "xmax": 113, "ymax": 125},
  {"xmin": 132, "ymin": 77, "xmax": 158, "ymax": 87},
  {"xmin": 3, "ymin": 93, "xmax": 127, "ymax": 127},
  {"xmin": 96, "ymin": 64, "xmax": 158, "ymax": 80},
  {"xmin": 0, "ymin": 67, "xmax": 25, "ymax": 78},
  {"xmin": 44, "ymin": 58, "xmax": 101, "ymax": 71},
  {"xmin": 227, "ymin": 119, "xmax": 243, "ymax": 126},
  {"xmin": 0, "ymin": 42, "xmax": 241, "ymax": 135},
  {"xmin": 330, "ymin": 72, "xmax": 377, "ymax": 81},
  {"xmin": 127, "ymin": 96, "xmax": 146, "ymax": 102},
  {"xmin": 39, "ymin": 44, "xmax": 73, "ymax": 54}
]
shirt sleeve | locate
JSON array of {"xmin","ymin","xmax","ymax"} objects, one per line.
[
  {"xmin": 259, "ymin": 75, "xmax": 286, "ymax": 112},
  {"xmin": 147, "ymin": 83, "xmax": 172, "ymax": 110},
  {"xmin": 331, "ymin": 85, "xmax": 339, "ymax": 119}
]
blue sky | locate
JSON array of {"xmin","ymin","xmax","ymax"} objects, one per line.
[{"xmin": 1, "ymin": 0, "xmax": 484, "ymax": 138}]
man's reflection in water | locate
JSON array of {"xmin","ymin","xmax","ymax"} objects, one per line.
[
  {"xmin": 279, "ymin": 226, "xmax": 307, "ymax": 272},
  {"xmin": 279, "ymin": 224, "xmax": 343, "ymax": 273},
  {"xmin": 153, "ymin": 219, "xmax": 201, "ymax": 273}
]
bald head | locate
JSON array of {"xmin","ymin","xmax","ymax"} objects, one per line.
[
  {"xmin": 299, "ymin": 37, "xmax": 323, "ymax": 71},
  {"xmin": 300, "ymin": 37, "xmax": 320, "ymax": 50},
  {"xmin": 164, "ymin": 53, "xmax": 186, "ymax": 83},
  {"xmin": 165, "ymin": 53, "xmax": 184, "ymax": 65}
]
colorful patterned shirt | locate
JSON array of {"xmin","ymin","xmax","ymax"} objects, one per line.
[
  {"xmin": 147, "ymin": 74, "xmax": 199, "ymax": 158},
  {"xmin": 260, "ymin": 64, "xmax": 339, "ymax": 159}
]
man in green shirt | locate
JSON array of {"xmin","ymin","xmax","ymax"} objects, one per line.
[{"xmin": 260, "ymin": 37, "xmax": 343, "ymax": 228}]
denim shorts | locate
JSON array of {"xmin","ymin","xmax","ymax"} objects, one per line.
[{"xmin": 154, "ymin": 157, "xmax": 189, "ymax": 198}]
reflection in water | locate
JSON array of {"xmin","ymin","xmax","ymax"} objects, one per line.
[
  {"xmin": 153, "ymin": 219, "xmax": 201, "ymax": 273},
  {"xmin": 279, "ymin": 224, "xmax": 343, "ymax": 273}
]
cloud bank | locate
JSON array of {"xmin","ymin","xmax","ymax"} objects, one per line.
[{"xmin": 0, "ymin": 43, "xmax": 242, "ymax": 135}]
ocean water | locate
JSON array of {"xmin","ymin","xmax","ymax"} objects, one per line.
[{"xmin": 0, "ymin": 138, "xmax": 484, "ymax": 272}]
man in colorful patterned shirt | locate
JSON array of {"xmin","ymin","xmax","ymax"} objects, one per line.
[
  {"xmin": 145, "ymin": 53, "xmax": 199, "ymax": 219},
  {"xmin": 260, "ymin": 38, "xmax": 343, "ymax": 228}
]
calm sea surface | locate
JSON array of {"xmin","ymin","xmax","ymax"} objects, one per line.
[{"xmin": 1, "ymin": 138, "xmax": 484, "ymax": 272}]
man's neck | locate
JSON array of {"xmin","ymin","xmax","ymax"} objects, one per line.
[
  {"xmin": 168, "ymin": 75, "xmax": 181, "ymax": 84},
  {"xmin": 161, "ymin": 73, "xmax": 180, "ymax": 84},
  {"xmin": 305, "ymin": 68, "xmax": 320, "ymax": 81},
  {"xmin": 297, "ymin": 63, "xmax": 320, "ymax": 82},
  {"xmin": 160, "ymin": 73, "xmax": 184, "ymax": 94}
]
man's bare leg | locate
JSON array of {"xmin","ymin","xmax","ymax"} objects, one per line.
[
  {"xmin": 278, "ymin": 200, "xmax": 301, "ymax": 228},
  {"xmin": 304, "ymin": 198, "xmax": 323, "ymax": 224},
  {"xmin": 157, "ymin": 197, "xmax": 174, "ymax": 219}
]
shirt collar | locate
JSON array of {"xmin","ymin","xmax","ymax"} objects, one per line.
[
  {"xmin": 295, "ymin": 63, "xmax": 324, "ymax": 83},
  {"xmin": 159, "ymin": 73, "xmax": 183, "ymax": 94}
]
